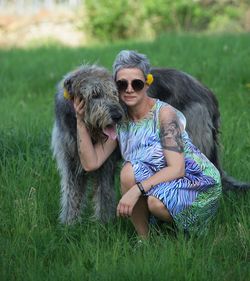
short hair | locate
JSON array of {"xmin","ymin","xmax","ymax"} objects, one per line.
[{"xmin": 112, "ymin": 50, "xmax": 151, "ymax": 80}]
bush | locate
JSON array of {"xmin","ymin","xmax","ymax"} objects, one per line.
[
  {"xmin": 84, "ymin": 0, "xmax": 148, "ymax": 42},
  {"xmin": 83, "ymin": 0, "xmax": 249, "ymax": 42},
  {"xmin": 144, "ymin": 0, "xmax": 212, "ymax": 32}
]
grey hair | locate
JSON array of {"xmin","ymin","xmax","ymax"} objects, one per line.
[{"xmin": 112, "ymin": 50, "xmax": 151, "ymax": 80}]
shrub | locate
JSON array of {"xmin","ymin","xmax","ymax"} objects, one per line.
[
  {"xmin": 83, "ymin": 0, "xmax": 249, "ymax": 42},
  {"xmin": 84, "ymin": 0, "xmax": 148, "ymax": 42}
]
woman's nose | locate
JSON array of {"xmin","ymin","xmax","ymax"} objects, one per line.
[{"xmin": 126, "ymin": 82, "xmax": 133, "ymax": 92}]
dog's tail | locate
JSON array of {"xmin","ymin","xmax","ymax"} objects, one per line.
[{"xmin": 221, "ymin": 170, "xmax": 250, "ymax": 191}]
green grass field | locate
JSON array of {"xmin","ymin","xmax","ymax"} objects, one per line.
[{"xmin": 1, "ymin": 33, "xmax": 250, "ymax": 281}]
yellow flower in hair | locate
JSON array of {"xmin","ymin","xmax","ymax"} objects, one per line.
[
  {"xmin": 146, "ymin": 73, "xmax": 154, "ymax": 85},
  {"xmin": 63, "ymin": 89, "xmax": 71, "ymax": 100}
]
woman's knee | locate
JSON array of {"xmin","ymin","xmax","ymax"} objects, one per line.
[
  {"xmin": 147, "ymin": 196, "xmax": 172, "ymax": 222},
  {"xmin": 147, "ymin": 196, "xmax": 165, "ymax": 213},
  {"xmin": 120, "ymin": 162, "xmax": 136, "ymax": 193}
]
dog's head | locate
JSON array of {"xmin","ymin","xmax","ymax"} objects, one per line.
[{"xmin": 62, "ymin": 65, "xmax": 125, "ymax": 142}]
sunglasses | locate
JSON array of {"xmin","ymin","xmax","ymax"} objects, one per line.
[{"xmin": 116, "ymin": 79, "xmax": 145, "ymax": 93}]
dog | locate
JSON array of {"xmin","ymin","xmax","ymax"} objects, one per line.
[
  {"xmin": 51, "ymin": 65, "xmax": 124, "ymax": 224},
  {"xmin": 51, "ymin": 64, "xmax": 249, "ymax": 224}
]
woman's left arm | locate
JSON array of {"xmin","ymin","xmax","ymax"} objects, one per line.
[{"xmin": 141, "ymin": 106, "xmax": 185, "ymax": 191}]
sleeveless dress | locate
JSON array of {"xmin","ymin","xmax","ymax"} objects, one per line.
[{"xmin": 116, "ymin": 99, "xmax": 222, "ymax": 233}]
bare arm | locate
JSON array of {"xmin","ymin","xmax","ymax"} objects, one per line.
[
  {"xmin": 140, "ymin": 106, "xmax": 185, "ymax": 191},
  {"xmin": 74, "ymin": 97, "xmax": 117, "ymax": 171}
]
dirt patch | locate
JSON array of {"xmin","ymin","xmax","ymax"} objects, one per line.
[{"xmin": 0, "ymin": 8, "xmax": 86, "ymax": 48}]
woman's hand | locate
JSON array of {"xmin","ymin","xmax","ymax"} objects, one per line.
[
  {"xmin": 117, "ymin": 186, "xmax": 141, "ymax": 217},
  {"xmin": 74, "ymin": 97, "xmax": 85, "ymax": 120}
]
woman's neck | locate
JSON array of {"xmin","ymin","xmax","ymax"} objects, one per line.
[{"xmin": 128, "ymin": 97, "xmax": 156, "ymax": 121}]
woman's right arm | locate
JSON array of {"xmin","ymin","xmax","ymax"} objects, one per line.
[{"xmin": 74, "ymin": 98, "xmax": 117, "ymax": 172}]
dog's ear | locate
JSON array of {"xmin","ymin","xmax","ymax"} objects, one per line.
[{"xmin": 64, "ymin": 77, "xmax": 73, "ymax": 95}]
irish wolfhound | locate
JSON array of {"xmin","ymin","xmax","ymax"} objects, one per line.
[
  {"xmin": 51, "ymin": 65, "xmax": 124, "ymax": 224},
  {"xmin": 51, "ymin": 64, "xmax": 249, "ymax": 224}
]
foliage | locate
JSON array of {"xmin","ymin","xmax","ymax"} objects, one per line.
[
  {"xmin": 83, "ymin": 0, "xmax": 249, "ymax": 42},
  {"xmin": 84, "ymin": 0, "xmax": 148, "ymax": 41}
]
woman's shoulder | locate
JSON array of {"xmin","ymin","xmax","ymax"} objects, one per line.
[
  {"xmin": 155, "ymin": 99, "xmax": 168, "ymax": 108},
  {"xmin": 156, "ymin": 100, "xmax": 176, "ymax": 118},
  {"xmin": 156, "ymin": 100, "xmax": 187, "ymax": 129}
]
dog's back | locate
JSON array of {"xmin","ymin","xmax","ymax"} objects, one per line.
[
  {"xmin": 149, "ymin": 68, "xmax": 220, "ymax": 167},
  {"xmin": 149, "ymin": 68, "xmax": 250, "ymax": 191}
]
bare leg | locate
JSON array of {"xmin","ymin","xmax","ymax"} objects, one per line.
[
  {"xmin": 147, "ymin": 196, "xmax": 173, "ymax": 223},
  {"xmin": 120, "ymin": 162, "xmax": 149, "ymax": 238}
]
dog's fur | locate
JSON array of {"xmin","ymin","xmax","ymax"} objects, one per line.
[{"xmin": 51, "ymin": 65, "xmax": 249, "ymax": 224}]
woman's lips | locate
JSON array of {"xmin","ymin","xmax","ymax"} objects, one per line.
[{"xmin": 124, "ymin": 96, "xmax": 136, "ymax": 100}]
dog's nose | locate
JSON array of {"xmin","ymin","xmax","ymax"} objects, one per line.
[{"xmin": 111, "ymin": 112, "xmax": 123, "ymax": 123}]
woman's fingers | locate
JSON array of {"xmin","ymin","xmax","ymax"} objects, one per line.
[
  {"xmin": 79, "ymin": 100, "xmax": 85, "ymax": 110},
  {"xmin": 74, "ymin": 97, "xmax": 84, "ymax": 107},
  {"xmin": 117, "ymin": 188, "xmax": 140, "ymax": 218},
  {"xmin": 117, "ymin": 202, "xmax": 131, "ymax": 218},
  {"xmin": 74, "ymin": 96, "xmax": 80, "ymax": 106},
  {"xmin": 116, "ymin": 203, "xmax": 122, "ymax": 217},
  {"xmin": 74, "ymin": 97, "xmax": 85, "ymax": 118},
  {"xmin": 73, "ymin": 97, "xmax": 78, "ymax": 111}
]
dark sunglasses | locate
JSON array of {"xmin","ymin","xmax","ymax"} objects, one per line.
[{"xmin": 116, "ymin": 79, "xmax": 145, "ymax": 93}]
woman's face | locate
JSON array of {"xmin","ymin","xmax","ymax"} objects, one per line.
[{"xmin": 115, "ymin": 68, "xmax": 148, "ymax": 108}]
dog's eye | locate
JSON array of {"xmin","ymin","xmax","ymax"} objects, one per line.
[{"xmin": 92, "ymin": 92, "xmax": 100, "ymax": 99}]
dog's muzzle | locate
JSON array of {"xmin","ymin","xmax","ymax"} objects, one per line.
[
  {"xmin": 103, "ymin": 111, "xmax": 123, "ymax": 140},
  {"xmin": 111, "ymin": 112, "xmax": 123, "ymax": 123}
]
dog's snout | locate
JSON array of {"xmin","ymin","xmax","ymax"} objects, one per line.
[{"xmin": 111, "ymin": 112, "xmax": 123, "ymax": 123}]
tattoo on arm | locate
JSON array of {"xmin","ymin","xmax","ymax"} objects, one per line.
[{"xmin": 160, "ymin": 119, "xmax": 184, "ymax": 153}]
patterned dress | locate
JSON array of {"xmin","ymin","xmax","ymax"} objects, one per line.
[{"xmin": 116, "ymin": 99, "xmax": 222, "ymax": 233}]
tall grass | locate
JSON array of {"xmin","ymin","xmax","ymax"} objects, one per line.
[{"xmin": 1, "ymin": 33, "xmax": 250, "ymax": 281}]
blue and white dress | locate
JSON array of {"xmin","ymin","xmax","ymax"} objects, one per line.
[{"xmin": 116, "ymin": 99, "xmax": 222, "ymax": 233}]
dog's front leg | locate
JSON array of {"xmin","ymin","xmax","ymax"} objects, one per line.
[
  {"xmin": 92, "ymin": 155, "xmax": 117, "ymax": 223},
  {"xmin": 59, "ymin": 162, "xmax": 87, "ymax": 224},
  {"xmin": 52, "ymin": 124, "xmax": 87, "ymax": 224}
]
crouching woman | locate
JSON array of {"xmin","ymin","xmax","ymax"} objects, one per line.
[{"xmin": 74, "ymin": 50, "xmax": 222, "ymax": 238}]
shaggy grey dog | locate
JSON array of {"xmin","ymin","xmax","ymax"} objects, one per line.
[
  {"xmin": 51, "ymin": 65, "xmax": 124, "ymax": 224},
  {"xmin": 51, "ymin": 64, "xmax": 249, "ymax": 224}
]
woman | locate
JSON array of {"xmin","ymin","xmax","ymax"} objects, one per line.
[{"xmin": 74, "ymin": 50, "xmax": 222, "ymax": 238}]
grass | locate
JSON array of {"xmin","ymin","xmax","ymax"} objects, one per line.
[{"xmin": 0, "ymin": 33, "xmax": 250, "ymax": 281}]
